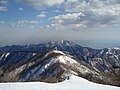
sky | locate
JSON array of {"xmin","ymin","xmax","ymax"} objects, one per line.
[{"xmin": 0, "ymin": 0, "xmax": 120, "ymax": 47}]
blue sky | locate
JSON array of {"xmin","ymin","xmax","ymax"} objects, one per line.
[{"xmin": 0, "ymin": 0, "xmax": 120, "ymax": 47}]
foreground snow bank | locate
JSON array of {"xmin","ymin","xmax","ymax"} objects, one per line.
[{"xmin": 0, "ymin": 75, "xmax": 119, "ymax": 90}]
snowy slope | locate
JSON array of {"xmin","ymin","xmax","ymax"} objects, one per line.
[
  {"xmin": 0, "ymin": 50, "xmax": 119, "ymax": 86},
  {"xmin": 0, "ymin": 75, "xmax": 119, "ymax": 90}
]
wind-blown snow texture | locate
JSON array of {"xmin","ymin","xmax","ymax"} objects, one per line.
[{"xmin": 0, "ymin": 75, "xmax": 119, "ymax": 90}]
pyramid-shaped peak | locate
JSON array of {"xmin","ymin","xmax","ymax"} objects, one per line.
[
  {"xmin": 61, "ymin": 40, "xmax": 72, "ymax": 43},
  {"xmin": 49, "ymin": 40, "xmax": 75, "ymax": 46},
  {"xmin": 45, "ymin": 40, "xmax": 81, "ymax": 48}
]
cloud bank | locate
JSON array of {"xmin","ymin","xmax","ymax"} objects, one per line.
[
  {"xmin": 1, "ymin": 0, "xmax": 120, "ymax": 30},
  {"xmin": 15, "ymin": 0, "xmax": 64, "ymax": 10},
  {"xmin": 48, "ymin": 0, "xmax": 120, "ymax": 30}
]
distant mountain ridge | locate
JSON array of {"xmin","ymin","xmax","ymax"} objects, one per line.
[
  {"xmin": 0, "ymin": 40, "xmax": 120, "ymax": 86},
  {"xmin": 0, "ymin": 40, "xmax": 99, "ymax": 62}
]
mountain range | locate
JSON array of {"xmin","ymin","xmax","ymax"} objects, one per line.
[{"xmin": 0, "ymin": 40, "xmax": 120, "ymax": 86}]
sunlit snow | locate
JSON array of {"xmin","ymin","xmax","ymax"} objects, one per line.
[{"xmin": 0, "ymin": 75, "xmax": 119, "ymax": 90}]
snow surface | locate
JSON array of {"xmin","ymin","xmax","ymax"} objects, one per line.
[
  {"xmin": 112, "ymin": 47, "xmax": 120, "ymax": 50},
  {"xmin": 0, "ymin": 54, "xmax": 5, "ymax": 61},
  {"xmin": 5, "ymin": 53, "xmax": 10, "ymax": 58},
  {"xmin": 64, "ymin": 55, "xmax": 78, "ymax": 64},
  {"xmin": 32, "ymin": 53, "xmax": 37, "ymax": 56},
  {"xmin": 53, "ymin": 50, "xmax": 65, "ymax": 55},
  {"xmin": 0, "ymin": 53, "xmax": 10, "ymax": 61},
  {"xmin": 0, "ymin": 75, "xmax": 119, "ymax": 90},
  {"xmin": 43, "ymin": 50, "xmax": 65, "ymax": 59}
]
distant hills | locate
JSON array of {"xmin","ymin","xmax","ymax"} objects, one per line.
[{"xmin": 0, "ymin": 40, "xmax": 120, "ymax": 86}]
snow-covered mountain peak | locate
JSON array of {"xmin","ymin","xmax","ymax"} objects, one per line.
[
  {"xmin": 43, "ymin": 50, "xmax": 78, "ymax": 65},
  {"xmin": 51, "ymin": 50, "xmax": 65, "ymax": 55},
  {"xmin": 45, "ymin": 40, "xmax": 77, "ymax": 48},
  {"xmin": 43, "ymin": 50, "xmax": 66, "ymax": 60}
]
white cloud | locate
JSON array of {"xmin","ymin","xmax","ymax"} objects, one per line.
[
  {"xmin": 55, "ymin": 10, "xmax": 61, "ymax": 12},
  {"xmin": 29, "ymin": 20, "xmax": 39, "ymax": 24},
  {"xmin": 37, "ymin": 13, "xmax": 46, "ymax": 18},
  {"xmin": 37, "ymin": 11, "xmax": 46, "ymax": 18},
  {"xmin": 15, "ymin": 0, "xmax": 64, "ymax": 10},
  {"xmin": 50, "ymin": 12, "xmax": 84, "ymax": 20},
  {"xmin": 0, "ymin": 21, "xmax": 5, "ymax": 24},
  {"xmin": 0, "ymin": 0, "xmax": 8, "ymax": 11},
  {"xmin": 30, "ymin": 25, "xmax": 35, "ymax": 28},
  {"xmin": 45, "ymin": 0, "xmax": 120, "ymax": 30},
  {"xmin": 61, "ymin": 0, "xmax": 120, "ymax": 16},
  {"xmin": 18, "ymin": 7, "xmax": 23, "ymax": 11},
  {"xmin": 10, "ymin": 20, "xmax": 40, "ymax": 28},
  {"xmin": 17, "ymin": 20, "xmax": 39, "ymax": 24},
  {"xmin": 48, "ymin": 12, "xmax": 87, "ymax": 30}
]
